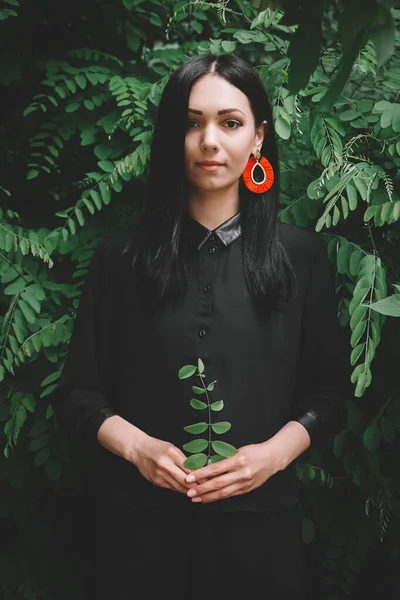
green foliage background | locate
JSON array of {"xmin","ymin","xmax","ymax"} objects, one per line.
[{"xmin": 1, "ymin": 1, "xmax": 400, "ymax": 598}]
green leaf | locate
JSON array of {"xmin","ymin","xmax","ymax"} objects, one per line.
[
  {"xmin": 340, "ymin": 196, "xmax": 349, "ymax": 220},
  {"xmin": 126, "ymin": 29, "xmax": 140, "ymax": 52},
  {"xmin": 21, "ymin": 396, "xmax": 35, "ymax": 412},
  {"xmin": 307, "ymin": 179, "xmax": 324, "ymax": 200},
  {"xmin": 149, "ymin": 12, "xmax": 162, "ymax": 26},
  {"xmin": 349, "ymin": 250, "xmax": 364, "ymax": 276},
  {"xmin": 183, "ymin": 422, "xmax": 208, "ymax": 434},
  {"xmin": 44, "ymin": 457, "xmax": 61, "ymax": 481},
  {"xmin": 41, "ymin": 370, "xmax": 61, "ymax": 386},
  {"xmin": 90, "ymin": 190, "xmax": 102, "ymax": 210},
  {"xmin": 363, "ymin": 423, "xmax": 382, "ymax": 451},
  {"xmin": 369, "ymin": 6, "xmax": 395, "ymax": 68},
  {"xmin": 26, "ymin": 168, "xmax": 39, "ymax": 180},
  {"xmin": 55, "ymin": 85, "xmax": 66, "ymax": 99},
  {"xmin": 123, "ymin": 0, "xmax": 136, "ymax": 10},
  {"xmin": 21, "ymin": 289, "xmax": 41, "ymax": 313},
  {"xmin": 75, "ymin": 207, "xmax": 85, "ymax": 226},
  {"xmin": 83, "ymin": 99, "xmax": 95, "ymax": 110},
  {"xmin": 99, "ymin": 181, "xmax": 111, "ymax": 204},
  {"xmin": 301, "ymin": 517, "xmax": 315, "ymax": 544},
  {"xmin": 65, "ymin": 102, "xmax": 80, "ymax": 113},
  {"xmin": 83, "ymin": 197, "xmax": 95, "ymax": 215},
  {"xmin": 350, "ymin": 343, "xmax": 364, "ymax": 366},
  {"xmin": 98, "ymin": 160, "xmax": 114, "ymax": 173},
  {"xmin": 211, "ymin": 440, "xmax": 237, "ymax": 457},
  {"xmin": 19, "ymin": 238, "xmax": 29, "ymax": 255},
  {"xmin": 111, "ymin": 176, "xmax": 123, "ymax": 193},
  {"xmin": 197, "ymin": 358, "xmax": 204, "ymax": 374},
  {"xmin": 221, "ymin": 40, "xmax": 236, "ymax": 53},
  {"xmin": 40, "ymin": 384, "xmax": 57, "ymax": 398},
  {"xmin": 340, "ymin": 109, "xmax": 359, "ymax": 121},
  {"xmin": 189, "ymin": 398, "xmax": 207, "ymax": 410},
  {"xmin": 307, "ymin": 466, "xmax": 316, "ymax": 480},
  {"xmin": 18, "ymin": 299, "xmax": 36, "ymax": 324},
  {"xmin": 94, "ymin": 145, "xmax": 112, "ymax": 160},
  {"xmin": 27, "ymin": 434, "xmax": 49, "ymax": 452},
  {"xmin": 4, "ymin": 277, "xmax": 25, "ymax": 295},
  {"xmin": 337, "ymin": 243, "xmax": 350, "ymax": 274},
  {"xmin": 275, "ymin": 117, "xmax": 291, "ymax": 140},
  {"xmin": 183, "ymin": 439, "xmax": 209, "ymax": 453},
  {"xmin": 350, "ymin": 304, "xmax": 368, "ymax": 330},
  {"xmin": 34, "ymin": 448, "xmax": 50, "ymax": 467},
  {"xmin": 65, "ymin": 79, "xmax": 77, "ymax": 94},
  {"xmin": 191, "ymin": 21, "xmax": 203, "ymax": 34},
  {"xmin": 207, "ymin": 381, "xmax": 216, "ymax": 391},
  {"xmin": 334, "ymin": 430, "xmax": 348, "ymax": 458},
  {"xmin": 183, "ymin": 453, "xmax": 208, "ymax": 469},
  {"xmin": 68, "ymin": 218, "xmax": 76, "ymax": 235},
  {"xmin": 192, "ymin": 385, "xmax": 206, "ymax": 394},
  {"xmin": 368, "ymin": 294, "xmax": 400, "ymax": 317},
  {"xmin": 210, "ymin": 400, "xmax": 224, "ymax": 411},
  {"xmin": 178, "ymin": 365, "xmax": 197, "ymax": 380},
  {"xmin": 75, "ymin": 74, "xmax": 87, "ymax": 89},
  {"xmin": 351, "ymin": 319, "xmax": 367, "ymax": 347},
  {"xmin": 41, "ymin": 327, "xmax": 54, "ymax": 347},
  {"xmin": 211, "ymin": 421, "xmax": 231, "ymax": 434}
]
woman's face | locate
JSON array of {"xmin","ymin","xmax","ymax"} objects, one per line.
[{"xmin": 184, "ymin": 74, "xmax": 266, "ymax": 195}]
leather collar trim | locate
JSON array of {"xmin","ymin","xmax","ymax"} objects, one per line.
[{"xmin": 182, "ymin": 211, "xmax": 242, "ymax": 251}]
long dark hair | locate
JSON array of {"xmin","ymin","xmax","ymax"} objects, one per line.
[{"xmin": 126, "ymin": 53, "xmax": 296, "ymax": 314}]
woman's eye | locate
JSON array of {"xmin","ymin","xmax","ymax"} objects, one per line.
[
  {"xmin": 224, "ymin": 120, "xmax": 242, "ymax": 129},
  {"xmin": 187, "ymin": 119, "xmax": 198, "ymax": 128}
]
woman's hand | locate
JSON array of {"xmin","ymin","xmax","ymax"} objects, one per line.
[
  {"xmin": 183, "ymin": 442, "xmax": 284, "ymax": 504},
  {"xmin": 134, "ymin": 435, "xmax": 198, "ymax": 494},
  {"xmin": 183, "ymin": 422, "xmax": 311, "ymax": 504},
  {"xmin": 97, "ymin": 415, "xmax": 196, "ymax": 494}
]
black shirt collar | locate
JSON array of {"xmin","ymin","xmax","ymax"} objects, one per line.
[{"xmin": 182, "ymin": 211, "xmax": 242, "ymax": 251}]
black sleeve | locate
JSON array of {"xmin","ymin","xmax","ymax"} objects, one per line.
[
  {"xmin": 292, "ymin": 237, "xmax": 352, "ymax": 443},
  {"xmin": 51, "ymin": 239, "xmax": 119, "ymax": 444}
]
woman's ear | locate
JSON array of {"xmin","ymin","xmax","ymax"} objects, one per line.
[{"xmin": 254, "ymin": 120, "xmax": 267, "ymax": 153}]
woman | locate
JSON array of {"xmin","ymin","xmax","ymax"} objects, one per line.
[{"xmin": 52, "ymin": 53, "xmax": 351, "ymax": 599}]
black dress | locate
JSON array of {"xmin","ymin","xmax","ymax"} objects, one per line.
[{"xmin": 52, "ymin": 211, "xmax": 351, "ymax": 598}]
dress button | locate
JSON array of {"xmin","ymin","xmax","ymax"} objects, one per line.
[
  {"xmin": 198, "ymin": 329, "xmax": 206, "ymax": 338},
  {"xmin": 208, "ymin": 247, "xmax": 216, "ymax": 254},
  {"xmin": 203, "ymin": 285, "xmax": 211, "ymax": 293},
  {"xmin": 209, "ymin": 234, "xmax": 217, "ymax": 243}
]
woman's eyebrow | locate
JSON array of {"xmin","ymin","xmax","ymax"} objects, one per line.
[{"xmin": 188, "ymin": 108, "xmax": 245, "ymax": 116}]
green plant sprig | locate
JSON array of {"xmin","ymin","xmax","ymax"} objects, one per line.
[{"xmin": 178, "ymin": 358, "xmax": 237, "ymax": 470}]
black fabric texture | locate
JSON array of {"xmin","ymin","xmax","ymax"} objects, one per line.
[{"xmin": 51, "ymin": 212, "xmax": 351, "ymax": 513}]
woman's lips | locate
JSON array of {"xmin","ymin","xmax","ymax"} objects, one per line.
[{"xmin": 197, "ymin": 163, "xmax": 224, "ymax": 171}]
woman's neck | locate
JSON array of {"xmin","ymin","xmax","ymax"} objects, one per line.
[{"xmin": 186, "ymin": 187, "xmax": 240, "ymax": 230}]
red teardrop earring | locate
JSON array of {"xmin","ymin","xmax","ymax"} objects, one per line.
[{"xmin": 242, "ymin": 149, "xmax": 274, "ymax": 194}]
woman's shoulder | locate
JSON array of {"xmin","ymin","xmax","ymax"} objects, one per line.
[{"xmin": 277, "ymin": 221, "xmax": 325, "ymax": 264}]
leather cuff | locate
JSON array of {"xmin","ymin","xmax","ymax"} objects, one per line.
[
  {"xmin": 295, "ymin": 409, "xmax": 320, "ymax": 437},
  {"xmin": 84, "ymin": 407, "xmax": 118, "ymax": 441}
]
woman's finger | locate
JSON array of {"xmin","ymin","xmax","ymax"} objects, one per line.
[
  {"xmin": 161, "ymin": 463, "xmax": 198, "ymax": 493},
  {"xmin": 191, "ymin": 481, "xmax": 245, "ymax": 504},
  {"xmin": 186, "ymin": 473, "xmax": 235, "ymax": 499}
]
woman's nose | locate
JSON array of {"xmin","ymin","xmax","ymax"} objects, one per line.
[{"xmin": 201, "ymin": 124, "xmax": 220, "ymax": 151}]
